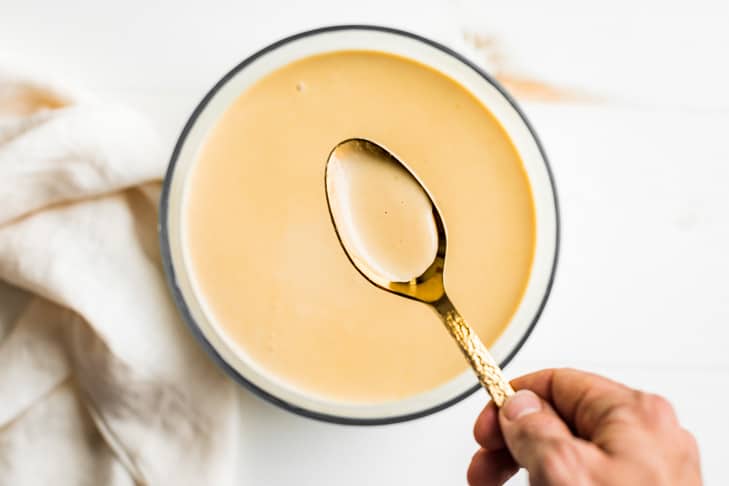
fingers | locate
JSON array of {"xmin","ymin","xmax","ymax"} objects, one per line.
[
  {"xmin": 471, "ymin": 369, "xmax": 699, "ymax": 485},
  {"xmin": 498, "ymin": 389, "xmax": 602, "ymax": 484},
  {"xmin": 509, "ymin": 368, "xmax": 637, "ymax": 441},
  {"xmin": 474, "ymin": 401, "xmax": 505, "ymax": 450},
  {"xmin": 467, "ymin": 448, "xmax": 518, "ymax": 486}
]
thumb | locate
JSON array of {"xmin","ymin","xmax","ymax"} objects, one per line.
[{"xmin": 499, "ymin": 390, "xmax": 598, "ymax": 484}]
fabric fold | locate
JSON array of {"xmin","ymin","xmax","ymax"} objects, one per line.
[{"xmin": 0, "ymin": 74, "xmax": 238, "ymax": 486}]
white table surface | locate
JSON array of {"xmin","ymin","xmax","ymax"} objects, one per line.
[{"xmin": 2, "ymin": 0, "xmax": 728, "ymax": 484}]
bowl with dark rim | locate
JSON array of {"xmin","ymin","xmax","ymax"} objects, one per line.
[{"xmin": 160, "ymin": 25, "xmax": 560, "ymax": 425}]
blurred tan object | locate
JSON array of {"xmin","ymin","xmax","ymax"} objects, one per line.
[
  {"xmin": 0, "ymin": 74, "xmax": 238, "ymax": 486},
  {"xmin": 462, "ymin": 31, "xmax": 599, "ymax": 103}
]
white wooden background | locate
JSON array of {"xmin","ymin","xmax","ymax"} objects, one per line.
[{"xmin": 2, "ymin": 0, "xmax": 728, "ymax": 484}]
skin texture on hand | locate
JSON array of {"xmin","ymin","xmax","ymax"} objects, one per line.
[{"xmin": 468, "ymin": 368, "xmax": 702, "ymax": 486}]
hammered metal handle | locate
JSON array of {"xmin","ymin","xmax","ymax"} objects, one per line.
[{"xmin": 440, "ymin": 305, "xmax": 514, "ymax": 407}]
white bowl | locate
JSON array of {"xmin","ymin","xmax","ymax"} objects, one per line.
[{"xmin": 160, "ymin": 25, "xmax": 560, "ymax": 425}]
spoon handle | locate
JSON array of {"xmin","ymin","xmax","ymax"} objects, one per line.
[{"xmin": 435, "ymin": 297, "xmax": 515, "ymax": 407}]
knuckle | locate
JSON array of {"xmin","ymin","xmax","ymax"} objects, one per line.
[
  {"xmin": 635, "ymin": 392, "xmax": 677, "ymax": 426},
  {"xmin": 679, "ymin": 428, "xmax": 701, "ymax": 462},
  {"xmin": 599, "ymin": 400, "xmax": 639, "ymax": 427}
]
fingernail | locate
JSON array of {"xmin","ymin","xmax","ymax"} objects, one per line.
[{"xmin": 503, "ymin": 390, "xmax": 542, "ymax": 421}]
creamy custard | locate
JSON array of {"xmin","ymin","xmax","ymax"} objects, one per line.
[
  {"xmin": 185, "ymin": 50, "xmax": 536, "ymax": 403},
  {"xmin": 326, "ymin": 140, "xmax": 439, "ymax": 283}
]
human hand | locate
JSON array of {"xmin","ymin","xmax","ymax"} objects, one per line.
[{"xmin": 467, "ymin": 368, "xmax": 701, "ymax": 485}]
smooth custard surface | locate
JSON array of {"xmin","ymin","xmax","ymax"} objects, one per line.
[{"xmin": 185, "ymin": 50, "xmax": 535, "ymax": 402}]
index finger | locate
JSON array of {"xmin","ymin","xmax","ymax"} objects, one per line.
[{"xmin": 510, "ymin": 368, "xmax": 636, "ymax": 441}]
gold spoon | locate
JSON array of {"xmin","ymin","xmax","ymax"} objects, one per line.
[{"xmin": 325, "ymin": 138, "xmax": 515, "ymax": 407}]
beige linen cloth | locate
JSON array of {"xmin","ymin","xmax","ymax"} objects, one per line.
[{"xmin": 0, "ymin": 74, "xmax": 238, "ymax": 485}]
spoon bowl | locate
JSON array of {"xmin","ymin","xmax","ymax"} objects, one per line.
[
  {"xmin": 325, "ymin": 138, "xmax": 447, "ymax": 303},
  {"xmin": 325, "ymin": 138, "xmax": 515, "ymax": 406}
]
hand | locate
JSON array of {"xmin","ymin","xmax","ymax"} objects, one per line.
[{"xmin": 467, "ymin": 368, "xmax": 701, "ymax": 486}]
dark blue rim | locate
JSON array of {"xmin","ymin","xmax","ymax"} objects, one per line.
[{"xmin": 159, "ymin": 24, "xmax": 561, "ymax": 426}]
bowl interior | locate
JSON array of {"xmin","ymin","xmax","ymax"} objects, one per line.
[{"xmin": 162, "ymin": 26, "xmax": 558, "ymax": 423}]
